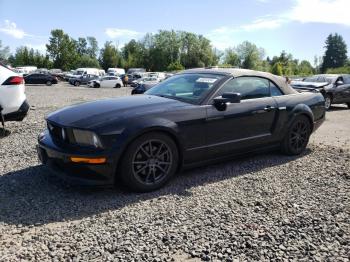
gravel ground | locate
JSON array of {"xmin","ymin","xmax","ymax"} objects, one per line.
[{"xmin": 0, "ymin": 83, "xmax": 349, "ymax": 261}]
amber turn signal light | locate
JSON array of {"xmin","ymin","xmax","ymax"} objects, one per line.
[{"xmin": 70, "ymin": 157, "xmax": 106, "ymax": 164}]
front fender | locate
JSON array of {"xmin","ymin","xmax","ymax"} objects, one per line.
[{"xmin": 110, "ymin": 116, "xmax": 183, "ymax": 158}]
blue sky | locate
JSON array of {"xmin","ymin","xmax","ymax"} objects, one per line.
[{"xmin": 0, "ymin": 0, "xmax": 349, "ymax": 64}]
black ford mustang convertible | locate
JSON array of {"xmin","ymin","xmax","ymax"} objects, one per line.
[{"xmin": 37, "ymin": 68, "xmax": 325, "ymax": 192}]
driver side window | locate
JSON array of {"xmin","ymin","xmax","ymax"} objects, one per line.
[{"xmin": 218, "ymin": 77, "xmax": 271, "ymax": 100}]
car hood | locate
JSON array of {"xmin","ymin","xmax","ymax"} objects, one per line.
[
  {"xmin": 47, "ymin": 95, "xmax": 188, "ymax": 129},
  {"xmin": 291, "ymin": 81, "xmax": 329, "ymax": 90}
]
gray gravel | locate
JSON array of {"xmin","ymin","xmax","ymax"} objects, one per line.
[{"xmin": 0, "ymin": 83, "xmax": 349, "ymax": 261}]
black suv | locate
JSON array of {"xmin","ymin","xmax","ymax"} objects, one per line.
[
  {"xmin": 291, "ymin": 74, "xmax": 350, "ymax": 110},
  {"xmin": 69, "ymin": 74, "xmax": 99, "ymax": 86}
]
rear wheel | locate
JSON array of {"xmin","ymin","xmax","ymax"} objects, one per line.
[
  {"xmin": 281, "ymin": 115, "xmax": 311, "ymax": 155},
  {"xmin": 325, "ymin": 94, "xmax": 332, "ymax": 110},
  {"xmin": 94, "ymin": 83, "xmax": 100, "ymax": 88},
  {"xmin": 74, "ymin": 81, "xmax": 80, "ymax": 87},
  {"xmin": 46, "ymin": 81, "xmax": 52, "ymax": 86},
  {"xmin": 119, "ymin": 132, "xmax": 178, "ymax": 192},
  {"xmin": 115, "ymin": 83, "xmax": 121, "ymax": 88}
]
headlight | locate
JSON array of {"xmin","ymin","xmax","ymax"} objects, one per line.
[{"xmin": 72, "ymin": 129, "xmax": 103, "ymax": 148}]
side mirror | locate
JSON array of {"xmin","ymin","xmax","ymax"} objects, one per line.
[
  {"xmin": 336, "ymin": 80, "xmax": 344, "ymax": 86},
  {"xmin": 213, "ymin": 92, "xmax": 241, "ymax": 111}
]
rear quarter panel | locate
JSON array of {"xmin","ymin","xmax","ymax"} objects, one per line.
[{"xmin": 272, "ymin": 92, "xmax": 325, "ymax": 140}]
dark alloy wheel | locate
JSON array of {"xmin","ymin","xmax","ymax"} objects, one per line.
[
  {"xmin": 46, "ymin": 81, "xmax": 52, "ymax": 86},
  {"xmin": 94, "ymin": 83, "xmax": 100, "ymax": 88},
  {"xmin": 325, "ymin": 94, "xmax": 332, "ymax": 110},
  {"xmin": 115, "ymin": 84, "xmax": 121, "ymax": 88},
  {"xmin": 120, "ymin": 132, "xmax": 178, "ymax": 192},
  {"xmin": 281, "ymin": 115, "xmax": 311, "ymax": 155}
]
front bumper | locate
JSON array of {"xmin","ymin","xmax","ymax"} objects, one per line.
[
  {"xmin": 37, "ymin": 130, "xmax": 117, "ymax": 186},
  {"xmin": 3, "ymin": 100, "xmax": 30, "ymax": 122}
]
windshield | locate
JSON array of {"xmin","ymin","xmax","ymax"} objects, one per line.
[
  {"xmin": 76, "ymin": 70, "xmax": 84, "ymax": 75},
  {"xmin": 325, "ymin": 76, "xmax": 337, "ymax": 84},
  {"xmin": 145, "ymin": 73, "xmax": 224, "ymax": 104},
  {"xmin": 303, "ymin": 76, "xmax": 318, "ymax": 82}
]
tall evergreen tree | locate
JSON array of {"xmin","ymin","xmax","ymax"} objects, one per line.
[{"xmin": 321, "ymin": 33, "xmax": 347, "ymax": 72}]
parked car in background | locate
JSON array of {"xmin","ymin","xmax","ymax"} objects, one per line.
[
  {"xmin": 88, "ymin": 76, "xmax": 123, "ymax": 88},
  {"xmin": 127, "ymin": 73, "xmax": 144, "ymax": 84},
  {"xmin": 15, "ymin": 66, "xmax": 37, "ymax": 76},
  {"xmin": 130, "ymin": 76, "xmax": 159, "ymax": 87},
  {"xmin": 127, "ymin": 68, "xmax": 146, "ymax": 74},
  {"xmin": 49, "ymin": 69, "xmax": 64, "ymax": 81},
  {"xmin": 69, "ymin": 74, "xmax": 99, "ymax": 86},
  {"xmin": 24, "ymin": 73, "xmax": 58, "ymax": 86},
  {"xmin": 0, "ymin": 62, "xmax": 29, "ymax": 123},
  {"xmin": 147, "ymin": 72, "xmax": 166, "ymax": 80},
  {"xmin": 63, "ymin": 70, "xmax": 76, "ymax": 81},
  {"xmin": 37, "ymin": 68, "xmax": 325, "ymax": 192},
  {"xmin": 291, "ymin": 74, "xmax": 350, "ymax": 110},
  {"xmin": 107, "ymin": 68, "xmax": 125, "ymax": 76}
]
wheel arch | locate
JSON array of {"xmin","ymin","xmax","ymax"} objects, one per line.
[
  {"xmin": 288, "ymin": 104, "xmax": 314, "ymax": 131},
  {"xmin": 113, "ymin": 124, "xmax": 184, "ymax": 182}
]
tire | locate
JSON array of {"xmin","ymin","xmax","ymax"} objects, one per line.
[
  {"xmin": 46, "ymin": 81, "xmax": 52, "ymax": 86},
  {"xmin": 115, "ymin": 84, "xmax": 121, "ymax": 88},
  {"xmin": 325, "ymin": 94, "xmax": 332, "ymax": 110},
  {"xmin": 94, "ymin": 83, "xmax": 100, "ymax": 88},
  {"xmin": 281, "ymin": 115, "xmax": 311, "ymax": 155},
  {"xmin": 119, "ymin": 132, "xmax": 179, "ymax": 192},
  {"xmin": 74, "ymin": 81, "xmax": 80, "ymax": 87},
  {"xmin": 347, "ymin": 103, "xmax": 350, "ymax": 109}
]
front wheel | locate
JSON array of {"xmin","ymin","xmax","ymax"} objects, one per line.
[
  {"xmin": 119, "ymin": 132, "xmax": 179, "ymax": 192},
  {"xmin": 115, "ymin": 83, "xmax": 121, "ymax": 88},
  {"xmin": 281, "ymin": 115, "xmax": 311, "ymax": 155},
  {"xmin": 46, "ymin": 81, "xmax": 52, "ymax": 86},
  {"xmin": 325, "ymin": 94, "xmax": 332, "ymax": 110}
]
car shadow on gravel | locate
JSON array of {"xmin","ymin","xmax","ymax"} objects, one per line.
[
  {"xmin": 0, "ymin": 149, "xmax": 311, "ymax": 226},
  {"xmin": 0, "ymin": 128, "xmax": 11, "ymax": 138}
]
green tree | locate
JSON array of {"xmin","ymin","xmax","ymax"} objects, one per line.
[
  {"xmin": 46, "ymin": 29, "xmax": 79, "ymax": 70},
  {"xmin": 0, "ymin": 40, "xmax": 10, "ymax": 62},
  {"xmin": 86, "ymin": 36, "xmax": 99, "ymax": 58},
  {"xmin": 77, "ymin": 55, "xmax": 100, "ymax": 68},
  {"xmin": 122, "ymin": 39, "xmax": 145, "ymax": 69},
  {"xmin": 271, "ymin": 62, "xmax": 283, "ymax": 75},
  {"xmin": 223, "ymin": 48, "xmax": 240, "ymax": 67},
  {"xmin": 298, "ymin": 60, "xmax": 314, "ymax": 76},
  {"xmin": 76, "ymin": 37, "xmax": 88, "ymax": 56},
  {"xmin": 99, "ymin": 41, "xmax": 121, "ymax": 71},
  {"xmin": 321, "ymin": 33, "xmax": 348, "ymax": 72},
  {"xmin": 235, "ymin": 41, "xmax": 265, "ymax": 69},
  {"xmin": 167, "ymin": 61, "xmax": 184, "ymax": 71}
]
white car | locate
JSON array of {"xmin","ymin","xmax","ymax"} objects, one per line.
[
  {"xmin": 87, "ymin": 76, "xmax": 123, "ymax": 88},
  {"xmin": 0, "ymin": 63, "xmax": 29, "ymax": 125}
]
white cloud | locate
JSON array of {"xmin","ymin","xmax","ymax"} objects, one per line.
[
  {"xmin": 0, "ymin": 20, "xmax": 27, "ymax": 39},
  {"xmin": 241, "ymin": 17, "xmax": 284, "ymax": 31},
  {"xmin": 206, "ymin": 17, "xmax": 284, "ymax": 49},
  {"xmin": 0, "ymin": 20, "xmax": 46, "ymax": 40},
  {"xmin": 289, "ymin": 0, "xmax": 350, "ymax": 26},
  {"xmin": 105, "ymin": 28, "xmax": 140, "ymax": 38}
]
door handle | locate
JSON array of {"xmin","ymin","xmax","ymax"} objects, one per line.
[{"xmin": 264, "ymin": 105, "xmax": 275, "ymax": 112}]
